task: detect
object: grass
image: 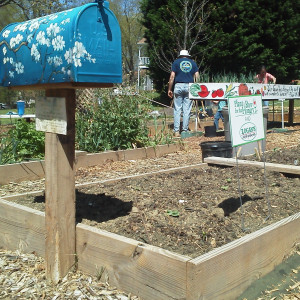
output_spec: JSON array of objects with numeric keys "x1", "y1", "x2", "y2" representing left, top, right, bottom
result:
[
  {"x1": 0, "y1": 107, "x2": 35, "y2": 125},
  {"x1": 269, "y1": 99, "x2": 300, "y2": 112}
]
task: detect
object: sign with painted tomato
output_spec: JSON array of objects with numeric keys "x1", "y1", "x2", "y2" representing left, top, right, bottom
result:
[
  {"x1": 227, "y1": 95, "x2": 265, "y2": 147},
  {"x1": 189, "y1": 83, "x2": 300, "y2": 100}
]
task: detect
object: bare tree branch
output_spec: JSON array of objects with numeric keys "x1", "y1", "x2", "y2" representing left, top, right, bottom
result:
[
  {"x1": 0, "y1": 0, "x2": 12, "y2": 7},
  {"x1": 151, "y1": 0, "x2": 210, "y2": 75}
]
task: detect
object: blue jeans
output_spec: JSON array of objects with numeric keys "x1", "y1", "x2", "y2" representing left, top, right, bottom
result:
[
  {"x1": 214, "y1": 111, "x2": 224, "y2": 130},
  {"x1": 173, "y1": 83, "x2": 192, "y2": 132}
]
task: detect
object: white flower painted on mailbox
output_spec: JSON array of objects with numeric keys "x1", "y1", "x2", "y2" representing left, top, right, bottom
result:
[
  {"x1": 64, "y1": 49, "x2": 73, "y2": 64},
  {"x1": 31, "y1": 44, "x2": 40, "y2": 62},
  {"x1": 0, "y1": 6, "x2": 96, "y2": 84},
  {"x1": 13, "y1": 23, "x2": 27, "y2": 32},
  {"x1": 10, "y1": 34, "x2": 24, "y2": 48},
  {"x1": 15, "y1": 62, "x2": 24, "y2": 74},
  {"x1": 27, "y1": 34, "x2": 33, "y2": 43},
  {"x1": 53, "y1": 56, "x2": 63, "y2": 67},
  {"x1": 36, "y1": 31, "x2": 50, "y2": 46},
  {"x1": 29, "y1": 21, "x2": 40, "y2": 32},
  {"x1": 46, "y1": 23, "x2": 60, "y2": 37},
  {"x1": 2, "y1": 30, "x2": 10, "y2": 38},
  {"x1": 52, "y1": 35, "x2": 65, "y2": 51},
  {"x1": 61, "y1": 18, "x2": 70, "y2": 25}
]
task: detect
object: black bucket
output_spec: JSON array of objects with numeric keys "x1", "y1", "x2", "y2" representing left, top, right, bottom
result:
[
  {"x1": 200, "y1": 141, "x2": 232, "y2": 162},
  {"x1": 204, "y1": 125, "x2": 216, "y2": 137}
]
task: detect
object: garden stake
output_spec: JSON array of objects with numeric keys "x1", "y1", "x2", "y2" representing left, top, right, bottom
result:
[
  {"x1": 234, "y1": 147, "x2": 246, "y2": 231},
  {"x1": 262, "y1": 148, "x2": 271, "y2": 220}
]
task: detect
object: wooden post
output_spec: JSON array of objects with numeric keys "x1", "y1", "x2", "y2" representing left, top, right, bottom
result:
[
  {"x1": 44, "y1": 88, "x2": 76, "y2": 283},
  {"x1": 288, "y1": 99, "x2": 294, "y2": 126}
]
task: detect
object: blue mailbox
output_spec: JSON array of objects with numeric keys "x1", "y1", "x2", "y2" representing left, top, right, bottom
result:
[{"x1": 0, "y1": 0, "x2": 122, "y2": 88}]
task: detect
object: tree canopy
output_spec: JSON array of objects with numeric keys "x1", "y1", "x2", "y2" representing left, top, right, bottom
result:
[
  {"x1": 140, "y1": 0, "x2": 209, "y2": 91},
  {"x1": 141, "y1": 0, "x2": 299, "y2": 90},
  {"x1": 110, "y1": 0, "x2": 145, "y2": 85},
  {"x1": 205, "y1": 0, "x2": 300, "y2": 83}
]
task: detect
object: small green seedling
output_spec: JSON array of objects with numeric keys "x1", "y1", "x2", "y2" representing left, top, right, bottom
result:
[{"x1": 166, "y1": 209, "x2": 179, "y2": 217}]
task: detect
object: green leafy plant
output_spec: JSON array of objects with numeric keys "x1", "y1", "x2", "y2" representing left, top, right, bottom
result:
[
  {"x1": 0, "y1": 135, "x2": 19, "y2": 165},
  {"x1": 76, "y1": 91, "x2": 173, "y2": 152},
  {"x1": 0, "y1": 120, "x2": 45, "y2": 165},
  {"x1": 149, "y1": 112, "x2": 173, "y2": 147},
  {"x1": 221, "y1": 186, "x2": 229, "y2": 191},
  {"x1": 210, "y1": 71, "x2": 256, "y2": 83},
  {"x1": 166, "y1": 209, "x2": 179, "y2": 217}
]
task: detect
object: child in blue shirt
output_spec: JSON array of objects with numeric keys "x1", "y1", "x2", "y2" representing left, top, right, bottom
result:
[{"x1": 212, "y1": 100, "x2": 226, "y2": 131}]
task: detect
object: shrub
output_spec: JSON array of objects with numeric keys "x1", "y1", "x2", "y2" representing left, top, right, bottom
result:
[
  {"x1": 0, "y1": 120, "x2": 45, "y2": 164},
  {"x1": 75, "y1": 91, "x2": 170, "y2": 152}
]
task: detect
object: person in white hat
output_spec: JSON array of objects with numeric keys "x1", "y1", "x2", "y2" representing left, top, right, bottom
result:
[{"x1": 168, "y1": 50, "x2": 199, "y2": 136}]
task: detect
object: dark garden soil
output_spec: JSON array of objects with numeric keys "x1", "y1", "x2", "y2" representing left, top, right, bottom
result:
[{"x1": 12, "y1": 139, "x2": 300, "y2": 259}]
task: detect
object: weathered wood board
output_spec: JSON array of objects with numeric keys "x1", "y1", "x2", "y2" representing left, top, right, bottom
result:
[
  {"x1": 0, "y1": 199, "x2": 45, "y2": 257},
  {"x1": 44, "y1": 88, "x2": 76, "y2": 283},
  {"x1": 186, "y1": 212, "x2": 300, "y2": 300},
  {"x1": 0, "y1": 144, "x2": 183, "y2": 185},
  {"x1": 76, "y1": 223, "x2": 189, "y2": 300},
  {"x1": 204, "y1": 157, "x2": 300, "y2": 175}
]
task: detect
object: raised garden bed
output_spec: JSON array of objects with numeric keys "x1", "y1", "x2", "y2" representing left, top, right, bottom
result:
[
  {"x1": 0, "y1": 143, "x2": 182, "y2": 184},
  {"x1": 1, "y1": 128, "x2": 300, "y2": 299},
  {"x1": 3, "y1": 161, "x2": 300, "y2": 258},
  {"x1": 1, "y1": 142, "x2": 299, "y2": 299}
]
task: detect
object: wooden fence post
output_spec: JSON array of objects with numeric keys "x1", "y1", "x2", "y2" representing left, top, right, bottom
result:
[
  {"x1": 44, "y1": 88, "x2": 76, "y2": 283},
  {"x1": 288, "y1": 99, "x2": 294, "y2": 126}
]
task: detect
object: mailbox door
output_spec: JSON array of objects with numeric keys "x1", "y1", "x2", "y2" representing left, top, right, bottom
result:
[{"x1": 75, "y1": 2, "x2": 122, "y2": 84}]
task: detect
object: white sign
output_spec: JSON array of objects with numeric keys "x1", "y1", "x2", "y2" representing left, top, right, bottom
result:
[
  {"x1": 36, "y1": 97, "x2": 67, "y2": 135},
  {"x1": 189, "y1": 83, "x2": 300, "y2": 100},
  {"x1": 227, "y1": 95, "x2": 265, "y2": 147}
]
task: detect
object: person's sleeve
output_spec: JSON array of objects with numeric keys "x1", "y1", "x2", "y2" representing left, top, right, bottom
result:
[{"x1": 219, "y1": 101, "x2": 226, "y2": 109}]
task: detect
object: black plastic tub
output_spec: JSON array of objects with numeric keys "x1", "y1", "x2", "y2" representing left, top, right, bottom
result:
[
  {"x1": 200, "y1": 141, "x2": 232, "y2": 162},
  {"x1": 204, "y1": 125, "x2": 216, "y2": 137}
]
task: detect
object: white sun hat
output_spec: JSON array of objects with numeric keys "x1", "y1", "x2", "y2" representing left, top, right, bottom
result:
[{"x1": 179, "y1": 50, "x2": 191, "y2": 57}]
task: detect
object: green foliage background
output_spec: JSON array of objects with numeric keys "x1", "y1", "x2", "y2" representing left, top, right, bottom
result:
[
  {"x1": 141, "y1": 0, "x2": 300, "y2": 90},
  {"x1": 205, "y1": 0, "x2": 300, "y2": 83},
  {"x1": 76, "y1": 94, "x2": 153, "y2": 152},
  {"x1": 0, "y1": 120, "x2": 45, "y2": 164}
]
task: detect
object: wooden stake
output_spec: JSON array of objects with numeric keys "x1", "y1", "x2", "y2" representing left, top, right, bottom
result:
[
  {"x1": 45, "y1": 88, "x2": 76, "y2": 283},
  {"x1": 254, "y1": 147, "x2": 262, "y2": 161},
  {"x1": 236, "y1": 146, "x2": 242, "y2": 158},
  {"x1": 258, "y1": 140, "x2": 263, "y2": 159}
]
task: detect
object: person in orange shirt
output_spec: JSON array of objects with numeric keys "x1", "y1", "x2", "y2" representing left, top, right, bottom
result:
[{"x1": 255, "y1": 65, "x2": 276, "y2": 106}]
